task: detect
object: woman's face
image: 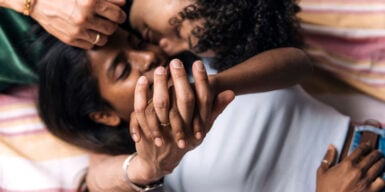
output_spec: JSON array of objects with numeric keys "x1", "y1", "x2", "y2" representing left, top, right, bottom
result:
[
  {"x1": 87, "y1": 29, "x2": 168, "y2": 120},
  {"x1": 129, "y1": 0, "x2": 212, "y2": 57}
]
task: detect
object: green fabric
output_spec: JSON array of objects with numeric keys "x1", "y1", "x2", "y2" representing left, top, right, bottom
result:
[
  {"x1": 0, "y1": 8, "x2": 40, "y2": 91},
  {"x1": 0, "y1": 2, "x2": 132, "y2": 91}
]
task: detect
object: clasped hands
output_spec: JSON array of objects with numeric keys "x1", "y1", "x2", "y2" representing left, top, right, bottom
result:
[{"x1": 127, "y1": 59, "x2": 234, "y2": 185}]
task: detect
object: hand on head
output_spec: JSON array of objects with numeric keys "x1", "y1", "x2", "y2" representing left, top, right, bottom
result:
[
  {"x1": 30, "y1": 0, "x2": 127, "y2": 49},
  {"x1": 317, "y1": 143, "x2": 385, "y2": 192}
]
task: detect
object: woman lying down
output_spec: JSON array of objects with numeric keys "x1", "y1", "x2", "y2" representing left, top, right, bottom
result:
[{"x1": 38, "y1": 28, "x2": 385, "y2": 191}]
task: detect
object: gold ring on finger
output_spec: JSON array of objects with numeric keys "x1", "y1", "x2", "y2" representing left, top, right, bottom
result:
[
  {"x1": 321, "y1": 159, "x2": 329, "y2": 165},
  {"x1": 160, "y1": 122, "x2": 170, "y2": 127},
  {"x1": 93, "y1": 33, "x2": 101, "y2": 44}
]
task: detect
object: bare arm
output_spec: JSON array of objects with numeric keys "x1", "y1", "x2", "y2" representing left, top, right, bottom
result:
[
  {"x1": 209, "y1": 47, "x2": 312, "y2": 96},
  {"x1": 0, "y1": 0, "x2": 24, "y2": 11}
]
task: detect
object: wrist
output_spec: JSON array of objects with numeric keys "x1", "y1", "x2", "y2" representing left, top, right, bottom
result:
[
  {"x1": 1, "y1": 0, "x2": 24, "y2": 13},
  {"x1": 123, "y1": 153, "x2": 164, "y2": 191}
]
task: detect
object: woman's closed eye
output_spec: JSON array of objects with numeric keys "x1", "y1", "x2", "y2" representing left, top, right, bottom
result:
[{"x1": 113, "y1": 52, "x2": 131, "y2": 81}]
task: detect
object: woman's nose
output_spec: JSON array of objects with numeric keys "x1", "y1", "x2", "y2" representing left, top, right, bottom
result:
[{"x1": 129, "y1": 50, "x2": 158, "y2": 72}]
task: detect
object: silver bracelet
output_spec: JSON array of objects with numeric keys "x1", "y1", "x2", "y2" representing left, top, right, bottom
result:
[{"x1": 122, "y1": 152, "x2": 164, "y2": 192}]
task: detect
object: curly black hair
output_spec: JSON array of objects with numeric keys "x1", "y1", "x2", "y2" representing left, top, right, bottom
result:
[{"x1": 175, "y1": 0, "x2": 303, "y2": 71}]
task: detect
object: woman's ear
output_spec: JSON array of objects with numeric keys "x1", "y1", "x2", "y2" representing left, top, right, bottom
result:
[{"x1": 89, "y1": 110, "x2": 121, "y2": 127}]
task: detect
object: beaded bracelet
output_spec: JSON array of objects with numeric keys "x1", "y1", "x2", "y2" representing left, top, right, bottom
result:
[
  {"x1": 122, "y1": 152, "x2": 164, "y2": 192},
  {"x1": 23, "y1": 0, "x2": 32, "y2": 16}
]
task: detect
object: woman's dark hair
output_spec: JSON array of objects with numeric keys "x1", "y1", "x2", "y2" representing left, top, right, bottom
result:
[
  {"x1": 175, "y1": 0, "x2": 303, "y2": 71},
  {"x1": 38, "y1": 40, "x2": 135, "y2": 155}
]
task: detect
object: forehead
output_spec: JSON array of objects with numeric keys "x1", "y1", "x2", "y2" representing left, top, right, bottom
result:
[{"x1": 87, "y1": 29, "x2": 130, "y2": 64}]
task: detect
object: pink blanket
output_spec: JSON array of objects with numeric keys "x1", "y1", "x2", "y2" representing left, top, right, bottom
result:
[{"x1": 0, "y1": 86, "x2": 89, "y2": 192}]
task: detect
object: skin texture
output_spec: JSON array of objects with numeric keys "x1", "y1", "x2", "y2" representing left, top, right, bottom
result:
[
  {"x1": 87, "y1": 28, "x2": 313, "y2": 150},
  {"x1": 87, "y1": 29, "x2": 168, "y2": 123},
  {"x1": 1, "y1": 0, "x2": 126, "y2": 49},
  {"x1": 129, "y1": 0, "x2": 205, "y2": 56},
  {"x1": 87, "y1": 29, "x2": 215, "y2": 149},
  {"x1": 37, "y1": 28, "x2": 384, "y2": 191},
  {"x1": 128, "y1": 0, "x2": 303, "y2": 71},
  {"x1": 86, "y1": 53, "x2": 235, "y2": 192},
  {"x1": 317, "y1": 144, "x2": 385, "y2": 192}
]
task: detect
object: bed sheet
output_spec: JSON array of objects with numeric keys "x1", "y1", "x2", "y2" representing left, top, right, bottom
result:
[{"x1": 0, "y1": 85, "x2": 89, "y2": 192}]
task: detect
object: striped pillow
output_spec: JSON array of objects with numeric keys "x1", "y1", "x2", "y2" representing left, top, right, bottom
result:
[{"x1": 298, "y1": 0, "x2": 385, "y2": 101}]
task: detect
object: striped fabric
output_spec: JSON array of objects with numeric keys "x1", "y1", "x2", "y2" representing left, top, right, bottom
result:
[
  {"x1": 298, "y1": 0, "x2": 385, "y2": 101},
  {"x1": 0, "y1": 86, "x2": 89, "y2": 192}
]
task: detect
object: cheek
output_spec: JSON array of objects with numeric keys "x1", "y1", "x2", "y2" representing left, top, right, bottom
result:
[
  {"x1": 102, "y1": 83, "x2": 136, "y2": 120},
  {"x1": 114, "y1": 99, "x2": 134, "y2": 121}
]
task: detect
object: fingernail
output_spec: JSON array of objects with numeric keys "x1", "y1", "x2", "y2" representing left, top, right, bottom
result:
[
  {"x1": 195, "y1": 132, "x2": 202, "y2": 140},
  {"x1": 171, "y1": 60, "x2": 183, "y2": 69},
  {"x1": 196, "y1": 61, "x2": 205, "y2": 72},
  {"x1": 138, "y1": 76, "x2": 147, "y2": 84},
  {"x1": 178, "y1": 139, "x2": 186, "y2": 149},
  {"x1": 154, "y1": 137, "x2": 163, "y2": 147},
  {"x1": 132, "y1": 133, "x2": 139, "y2": 142},
  {"x1": 155, "y1": 66, "x2": 166, "y2": 75}
]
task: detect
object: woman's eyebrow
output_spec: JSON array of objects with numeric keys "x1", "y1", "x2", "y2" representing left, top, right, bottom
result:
[{"x1": 107, "y1": 51, "x2": 124, "y2": 80}]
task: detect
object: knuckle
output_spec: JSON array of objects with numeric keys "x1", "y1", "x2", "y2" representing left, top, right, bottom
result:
[
  {"x1": 72, "y1": 15, "x2": 88, "y2": 25},
  {"x1": 199, "y1": 95, "x2": 210, "y2": 105},
  {"x1": 342, "y1": 160, "x2": 354, "y2": 169},
  {"x1": 174, "y1": 130, "x2": 185, "y2": 138},
  {"x1": 358, "y1": 143, "x2": 371, "y2": 151},
  {"x1": 66, "y1": 38, "x2": 77, "y2": 45},
  {"x1": 193, "y1": 119, "x2": 202, "y2": 131},
  {"x1": 99, "y1": 3, "x2": 111, "y2": 13},
  {"x1": 79, "y1": 0, "x2": 95, "y2": 7},
  {"x1": 181, "y1": 94, "x2": 195, "y2": 105},
  {"x1": 104, "y1": 23, "x2": 118, "y2": 35},
  {"x1": 145, "y1": 105, "x2": 156, "y2": 115},
  {"x1": 154, "y1": 99, "x2": 169, "y2": 110},
  {"x1": 351, "y1": 167, "x2": 364, "y2": 178},
  {"x1": 61, "y1": 36, "x2": 72, "y2": 44},
  {"x1": 83, "y1": 44, "x2": 93, "y2": 49},
  {"x1": 134, "y1": 105, "x2": 146, "y2": 114},
  {"x1": 70, "y1": 28, "x2": 82, "y2": 37},
  {"x1": 169, "y1": 108, "x2": 179, "y2": 118},
  {"x1": 355, "y1": 183, "x2": 367, "y2": 191},
  {"x1": 174, "y1": 72, "x2": 187, "y2": 79},
  {"x1": 373, "y1": 150, "x2": 383, "y2": 158},
  {"x1": 151, "y1": 130, "x2": 161, "y2": 136}
]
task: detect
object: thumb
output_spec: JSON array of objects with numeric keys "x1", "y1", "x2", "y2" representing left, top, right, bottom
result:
[
  {"x1": 208, "y1": 90, "x2": 235, "y2": 127},
  {"x1": 318, "y1": 144, "x2": 337, "y2": 174}
]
